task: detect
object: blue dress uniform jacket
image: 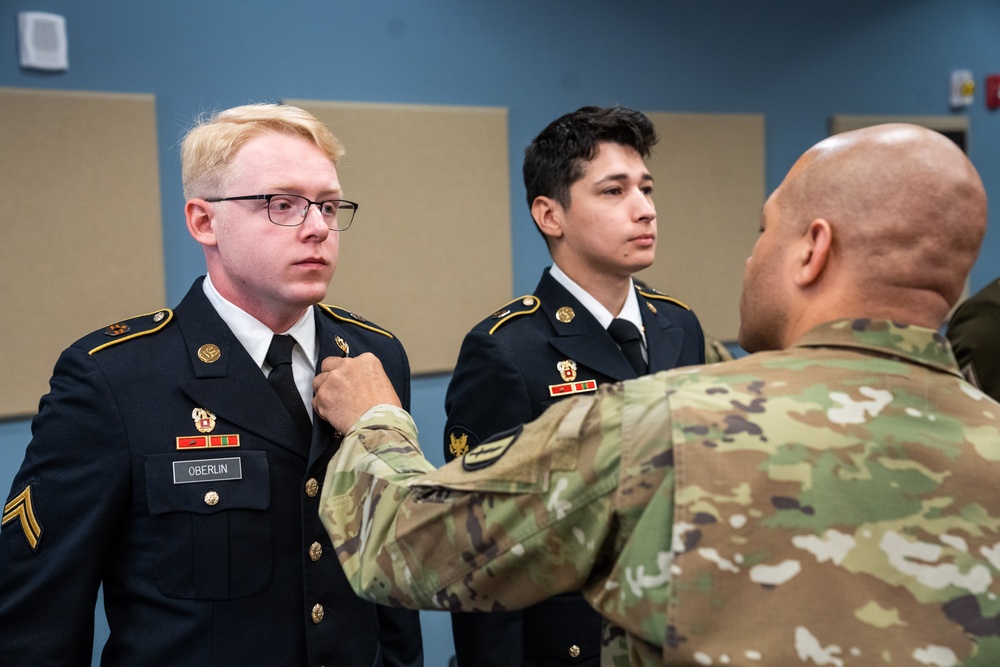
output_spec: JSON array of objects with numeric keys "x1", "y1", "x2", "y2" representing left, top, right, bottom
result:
[
  {"x1": 947, "y1": 277, "x2": 1000, "y2": 402},
  {"x1": 0, "y1": 278, "x2": 423, "y2": 667},
  {"x1": 442, "y1": 268, "x2": 704, "y2": 667}
]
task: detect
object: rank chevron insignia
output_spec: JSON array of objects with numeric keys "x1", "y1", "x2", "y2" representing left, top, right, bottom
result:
[{"x1": 2, "y1": 485, "x2": 42, "y2": 551}]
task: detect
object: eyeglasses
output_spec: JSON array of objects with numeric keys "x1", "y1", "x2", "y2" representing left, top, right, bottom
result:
[{"x1": 204, "y1": 194, "x2": 358, "y2": 231}]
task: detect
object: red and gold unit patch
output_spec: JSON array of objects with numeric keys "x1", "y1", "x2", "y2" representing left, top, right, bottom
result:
[
  {"x1": 176, "y1": 434, "x2": 241, "y2": 450},
  {"x1": 548, "y1": 379, "x2": 597, "y2": 397},
  {"x1": 104, "y1": 322, "x2": 130, "y2": 336}
]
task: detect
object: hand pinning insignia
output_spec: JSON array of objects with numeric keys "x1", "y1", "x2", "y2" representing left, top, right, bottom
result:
[{"x1": 2, "y1": 486, "x2": 42, "y2": 552}]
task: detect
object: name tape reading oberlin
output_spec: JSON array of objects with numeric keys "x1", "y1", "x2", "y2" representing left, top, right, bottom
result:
[{"x1": 172, "y1": 457, "x2": 243, "y2": 484}]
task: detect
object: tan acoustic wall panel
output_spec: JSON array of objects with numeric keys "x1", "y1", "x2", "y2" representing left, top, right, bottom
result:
[
  {"x1": 286, "y1": 100, "x2": 511, "y2": 375},
  {"x1": 0, "y1": 88, "x2": 164, "y2": 419},
  {"x1": 638, "y1": 112, "x2": 766, "y2": 342}
]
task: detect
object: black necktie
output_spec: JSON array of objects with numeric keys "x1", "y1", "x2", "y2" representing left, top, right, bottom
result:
[
  {"x1": 608, "y1": 318, "x2": 648, "y2": 376},
  {"x1": 265, "y1": 335, "x2": 312, "y2": 439}
]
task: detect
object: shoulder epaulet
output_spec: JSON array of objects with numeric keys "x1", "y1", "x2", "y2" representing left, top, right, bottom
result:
[
  {"x1": 487, "y1": 295, "x2": 540, "y2": 335},
  {"x1": 638, "y1": 287, "x2": 691, "y2": 311},
  {"x1": 318, "y1": 304, "x2": 394, "y2": 339},
  {"x1": 88, "y1": 309, "x2": 174, "y2": 355}
]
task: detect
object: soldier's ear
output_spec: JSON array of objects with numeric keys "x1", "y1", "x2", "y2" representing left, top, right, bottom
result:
[
  {"x1": 794, "y1": 218, "x2": 832, "y2": 287},
  {"x1": 532, "y1": 196, "x2": 564, "y2": 240},
  {"x1": 186, "y1": 199, "x2": 219, "y2": 247}
]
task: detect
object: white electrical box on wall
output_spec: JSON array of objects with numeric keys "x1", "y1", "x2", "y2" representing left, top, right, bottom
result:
[
  {"x1": 18, "y1": 12, "x2": 69, "y2": 72},
  {"x1": 950, "y1": 69, "x2": 974, "y2": 108}
]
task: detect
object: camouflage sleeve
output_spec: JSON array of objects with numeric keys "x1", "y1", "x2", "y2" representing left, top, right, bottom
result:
[
  {"x1": 319, "y1": 376, "x2": 679, "y2": 653},
  {"x1": 319, "y1": 390, "x2": 625, "y2": 612}
]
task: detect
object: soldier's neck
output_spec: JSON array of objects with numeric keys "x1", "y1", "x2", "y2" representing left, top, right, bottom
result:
[{"x1": 558, "y1": 267, "x2": 632, "y2": 317}]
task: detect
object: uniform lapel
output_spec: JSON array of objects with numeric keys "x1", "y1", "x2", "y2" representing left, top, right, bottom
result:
[
  {"x1": 175, "y1": 280, "x2": 306, "y2": 457},
  {"x1": 308, "y1": 310, "x2": 346, "y2": 467},
  {"x1": 640, "y1": 290, "x2": 685, "y2": 373},
  {"x1": 536, "y1": 270, "x2": 636, "y2": 381}
]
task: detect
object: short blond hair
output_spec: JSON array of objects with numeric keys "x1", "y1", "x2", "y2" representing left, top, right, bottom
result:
[{"x1": 181, "y1": 103, "x2": 345, "y2": 199}]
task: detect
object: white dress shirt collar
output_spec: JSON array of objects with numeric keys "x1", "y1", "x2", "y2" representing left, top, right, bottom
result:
[
  {"x1": 548, "y1": 264, "x2": 645, "y2": 342},
  {"x1": 202, "y1": 274, "x2": 318, "y2": 418}
]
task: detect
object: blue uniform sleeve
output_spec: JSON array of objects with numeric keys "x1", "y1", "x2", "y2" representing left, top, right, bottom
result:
[
  {"x1": 443, "y1": 326, "x2": 533, "y2": 462},
  {"x1": 947, "y1": 286, "x2": 1000, "y2": 401},
  {"x1": 0, "y1": 345, "x2": 131, "y2": 665}
]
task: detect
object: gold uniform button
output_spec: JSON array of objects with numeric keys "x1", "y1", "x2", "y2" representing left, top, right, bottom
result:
[
  {"x1": 568, "y1": 645, "x2": 581, "y2": 659},
  {"x1": 204, "y1": 491, "x2": 219, "y2": 506},
  {"x1": 311, "y1": 603, "x2": 324, "y2": 624},
  {"x1": 309, "y1": 542, "x2": 323, "y2": 561},
  {"x1": 305, "y1": 478, "x2": 319, "y2": 497}
]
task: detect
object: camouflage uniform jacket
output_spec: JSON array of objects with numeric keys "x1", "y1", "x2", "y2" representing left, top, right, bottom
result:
[{"x1": 320, "y1": 319, "x2": 1000, "y2": 666}]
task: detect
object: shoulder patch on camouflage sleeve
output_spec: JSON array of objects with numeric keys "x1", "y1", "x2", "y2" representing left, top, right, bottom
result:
[
  {"x1": 318, "y1": 304, "x2": 394, "y2": 339},
  {"x1": 88, "y1": 309, "x2": 174, "y2": 355},
  {"x1": 2, "y1": 485, "x2": 42, "y2": 552},
  {"x1": 488, "y1": 295, "x2": 541, "y2": 335},
  {"x1": 462, "y1": 425, "x2": 522, "y2": 471},
  {"x1": 638, "y1": 287, "x2": 691, "y2": 311}
]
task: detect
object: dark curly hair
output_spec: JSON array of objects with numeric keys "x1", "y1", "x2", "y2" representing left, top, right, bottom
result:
[{"x1": 523, "y1": 106, "x2": 658, "y2": 212}]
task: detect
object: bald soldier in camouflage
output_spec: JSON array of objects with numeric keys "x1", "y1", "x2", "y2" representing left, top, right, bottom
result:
[{"x1": 314, "y1": 124, "x2": 1000, "y2": 666}]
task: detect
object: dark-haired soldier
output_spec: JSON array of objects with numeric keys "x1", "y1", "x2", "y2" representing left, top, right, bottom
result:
[
  {"x1": 947, "y1": 277, "x2": 1000, "y2": 402},
  {"x1": 442, "y1": 106, "x2": 704, "y2": 667}
]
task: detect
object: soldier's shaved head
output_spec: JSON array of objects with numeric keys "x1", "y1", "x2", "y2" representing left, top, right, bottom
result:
[{"x1": 739, "y1": 124, "x2": 987, "y2": 352}]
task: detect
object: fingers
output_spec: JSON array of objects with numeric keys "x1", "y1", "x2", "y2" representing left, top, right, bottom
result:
[
  {"x1": 319, "y1": 355, "x2": 348, "y2": 373},
  {"x1": 312, "y1": 353, "x2": 402, "y2": 433}
]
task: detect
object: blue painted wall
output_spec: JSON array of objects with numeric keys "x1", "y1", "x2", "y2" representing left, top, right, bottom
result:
[{"x1": 2, "y1": 1, "x2": 999, "y2": 664}]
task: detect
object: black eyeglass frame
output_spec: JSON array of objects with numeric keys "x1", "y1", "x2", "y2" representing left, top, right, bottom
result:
[{"x1": 204, "y1": 194, "x2": 359, "y2": 231}]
